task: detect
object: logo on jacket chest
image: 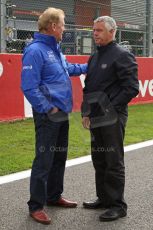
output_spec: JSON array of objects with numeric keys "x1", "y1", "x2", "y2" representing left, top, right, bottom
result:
[
  {"x1": 101, "y1": 63, "x2": 107, "y2": 69},
  {"x1": 47, "y1": 50, "x2": 57, "y2": 62}
]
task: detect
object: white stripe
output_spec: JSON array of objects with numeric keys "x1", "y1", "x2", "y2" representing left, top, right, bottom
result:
[
  {"x1": 0, "y1": 169, "x2": 31, "y2": 185},
  {"x1": 0, "y1": 140, "x2": 153, "y2": 185},
  {"x1": 79, "y1": 74, "x2": 85, "y2": 88},
  {"x1": 124, "y1": 140, "x2": 153, "y2": 152},
  {"x1": 24, "y1": 96, "x2": 33, "y2": 118}
]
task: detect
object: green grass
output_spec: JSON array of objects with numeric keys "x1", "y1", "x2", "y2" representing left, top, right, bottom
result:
[
  {"x1": 0, "y1": 103, "x2": 153, "y2": 176},
  {"x1": 125, "y1": 104, "x2": 153, "y2": 144}
]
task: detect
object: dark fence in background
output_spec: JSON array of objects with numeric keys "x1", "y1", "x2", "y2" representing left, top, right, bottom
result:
[{"x1": 0, "y1": 0, "x2": 152, "y2": 56}]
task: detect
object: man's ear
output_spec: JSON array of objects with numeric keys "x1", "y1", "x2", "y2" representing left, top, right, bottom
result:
[
  {"x1": 52, "y1": 23, "x2": 56, "y2": 31},
  {"x1": 110, "y1": 29, "x2": 114, "y2": 35}
]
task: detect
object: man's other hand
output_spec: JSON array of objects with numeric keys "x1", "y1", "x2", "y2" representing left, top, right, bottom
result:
[{"x1": 82, "y1": 117, "x2": 90, "y2": 129}]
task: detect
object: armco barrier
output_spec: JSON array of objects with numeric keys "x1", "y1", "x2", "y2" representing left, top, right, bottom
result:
[
  {"x1": 0, "y1": 54, "x2": 153, "y2": 121},
  {"x1": 0, "y1": 54, "x2": 24, "y2": 121}
]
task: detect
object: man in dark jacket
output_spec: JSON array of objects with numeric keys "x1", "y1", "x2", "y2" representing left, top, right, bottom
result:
[
  {"x1": 82, "y1": 16, "x2": 139, "y2": 221},
  {"x1": 21, "y1": 7, "x2": 87, "y2": 225}
]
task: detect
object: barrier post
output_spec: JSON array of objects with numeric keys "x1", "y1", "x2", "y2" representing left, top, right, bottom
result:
[{"x1": 0, "y1": 0, "x2": 7, "y2": 52}]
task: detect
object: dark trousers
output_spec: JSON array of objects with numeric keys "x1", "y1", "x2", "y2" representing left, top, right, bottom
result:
[
  {"x1": 90, "y1": 112, "x2": 128, "y2": 211},
  {"x1": 28, "y1": 110, "x2": 69, "y2": 212}
]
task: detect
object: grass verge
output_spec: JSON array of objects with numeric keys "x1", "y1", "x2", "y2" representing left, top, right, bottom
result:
[{"x1": 0, "y1": 103, "x2": 153, "y2": 176}]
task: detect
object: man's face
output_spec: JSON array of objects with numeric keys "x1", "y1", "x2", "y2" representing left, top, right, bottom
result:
[
  {"x1": 52, "y1": 16, "x2": 65, "y2": 42},
  {"x1": 93, "y1": 21, "x2": 114, "y2": 46}
]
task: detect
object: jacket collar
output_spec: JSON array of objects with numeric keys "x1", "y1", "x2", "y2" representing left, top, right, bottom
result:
[
  {"x1": 97, "y1": 41, "x2": 116, "y2": 53},
  {"x1": 33, "y1": 32, "x2": 59, "y2": 49}
]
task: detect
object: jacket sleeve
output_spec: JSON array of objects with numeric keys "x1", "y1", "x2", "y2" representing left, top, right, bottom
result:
[
  {"x1": 66, "y1": 61, "x2": 88, "y2": 76},
  {"x1": 111, "y1": 51, "x2": 139, "y2": 107},
  {"x1": 21, "y1": 48, "x2": 53, "y2": 113},
  {"x1": 59, "y1": 52, "x2": 88, "y2": 76}
]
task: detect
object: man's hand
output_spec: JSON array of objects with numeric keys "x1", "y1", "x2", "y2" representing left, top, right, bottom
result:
[
  {"x1": 48, "y1": 107, "x2": 59, "y2": 115},
  {"x1": 82, "y1": 116, "x2": 90, "y2": 129}
]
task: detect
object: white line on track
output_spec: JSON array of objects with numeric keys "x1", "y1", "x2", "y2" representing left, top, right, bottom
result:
[{"x1": 0, "y1": 140, "x2": 153, "y2": 185}]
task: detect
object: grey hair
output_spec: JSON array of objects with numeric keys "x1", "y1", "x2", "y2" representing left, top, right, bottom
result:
[{"x1": 94, "y1": 16, "x2": 117, "y2": 40}]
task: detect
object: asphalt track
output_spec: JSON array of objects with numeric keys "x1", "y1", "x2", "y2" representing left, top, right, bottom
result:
[{"x1": 1, "y1": 143, "x2": 153, "y2": 230}]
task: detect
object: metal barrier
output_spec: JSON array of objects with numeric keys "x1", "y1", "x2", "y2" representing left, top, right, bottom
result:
[{"x1": 0, "y1": 0, "x2": 152, "y2": 56}]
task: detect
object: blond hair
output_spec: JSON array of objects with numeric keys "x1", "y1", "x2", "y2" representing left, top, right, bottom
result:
[{"x1": 38, "y1": 7, "x2": 65, "y2": 32}]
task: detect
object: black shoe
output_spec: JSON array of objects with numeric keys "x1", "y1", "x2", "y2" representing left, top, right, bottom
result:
[
  {"x1": 83, "y1": 198, "x2": 106, "y2": 209},
  {"x1": 99, "y1": 207, "x2": 127, "y2": 222}
]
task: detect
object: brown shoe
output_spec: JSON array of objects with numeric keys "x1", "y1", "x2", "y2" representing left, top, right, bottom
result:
[
  {"x1": 30, "y1": 209, "x2": 51, "y2": 225},
  {"x1": 47, "y1": 197, "x2": 77, "y2": 208}
]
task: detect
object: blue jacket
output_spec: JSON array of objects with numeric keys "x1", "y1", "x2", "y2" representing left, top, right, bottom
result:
[{"x1": 21, "y1": 32, "x2": 87, "y2": 113}]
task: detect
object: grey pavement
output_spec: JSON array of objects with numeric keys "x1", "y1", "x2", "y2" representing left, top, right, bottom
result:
[{"x1": 1, "y1": 145, "x2": 153, "y2": 230}]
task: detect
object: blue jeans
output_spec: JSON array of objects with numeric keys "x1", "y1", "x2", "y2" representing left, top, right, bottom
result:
[{"x1": 28, "y1": 110, "x2": 69, "y2": 212}]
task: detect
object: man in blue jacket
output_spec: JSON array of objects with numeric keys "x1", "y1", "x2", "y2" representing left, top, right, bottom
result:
[{"x1": 21, "y1": 7, "x2": 87, "y2": 225}]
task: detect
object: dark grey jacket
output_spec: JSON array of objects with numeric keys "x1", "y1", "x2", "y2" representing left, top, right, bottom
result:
[{"x1": 82, "y1": 41, "x2": 139, "y2": 117}]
